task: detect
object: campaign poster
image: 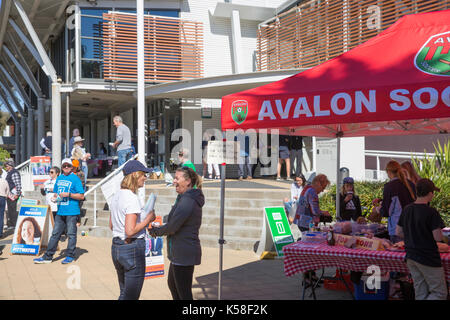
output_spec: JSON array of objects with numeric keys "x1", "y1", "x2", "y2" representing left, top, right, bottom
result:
[
  {"x1": 145, "y1": 216, "x2": 165, "y2": 280},
  {"x1": 31, "y1": 156, "x2": 51, "y2": 185},
  {"x1": 11, "y1": 205, "x2": 50, "y2": 255}
]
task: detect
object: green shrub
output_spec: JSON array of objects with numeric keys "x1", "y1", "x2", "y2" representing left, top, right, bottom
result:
[
  {"x1": 412, "y1": 140, "x2": 450, "y2": 225},
  {"x1": 319, "y1": 140, "x2": 450, "y2": 225},
  {"x1": 0, "y1": 147, "x2": 10, "y2": 165},
  {"x1": 319, "y1": 181, "x2": 385, "y2": 219}
]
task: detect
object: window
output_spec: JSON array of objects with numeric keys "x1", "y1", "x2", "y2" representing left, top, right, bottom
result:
[
  {"x1": 80, "y1": 8, "x2": 108, "y2": 79},
  {"x1": 79, "y1": 7, "x2": 181, "y2": 80},
  {"x1": 149, "y1": 10, "x2": 179, "y2": 18}
]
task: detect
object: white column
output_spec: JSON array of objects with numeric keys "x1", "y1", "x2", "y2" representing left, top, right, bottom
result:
[
  {"x1": 52, "y1": 81, "x2": 62, "y2": 166},
  {"x1": 66, "y1": 94, "x2": 70, "y2": 157},
  {"x1": 90, "y1": 119, "x2": 97, "y2": 156},
  {"x1": 137, "y1": 0, "x2": 146, "y2": 165},
  {"x1": 75, "y1": 5, "x2": 81, "y2": 82},
  {"x1": 230, "y1": 10, "x2": 243, "y2": 74},
  {"x1": 336, "y1": 137, "x2": 341, "y2": 220}
]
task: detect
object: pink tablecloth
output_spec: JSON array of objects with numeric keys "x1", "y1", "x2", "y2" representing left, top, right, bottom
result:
[{"x1": 283, "y1": 241, "x2": 450, "y2": 281}]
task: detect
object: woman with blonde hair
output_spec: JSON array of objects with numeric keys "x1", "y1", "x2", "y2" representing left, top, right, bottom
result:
[
  {"x1": 109, "y1": 160, "x2": 155, "y2": 300},
  {"x1": 401, "y1": 161, "x2": 421, "y2": 185},
  {"x1": 149, "y1": 166, "x2": 204, "y2": 300},
  {"x1": 374, "y1": 160, "x2": 416, "y2": 243}
]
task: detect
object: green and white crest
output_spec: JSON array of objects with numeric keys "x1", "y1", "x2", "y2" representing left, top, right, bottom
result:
[
  {"x1": 415, "y1": 31, "x2": 450, "y2": 76},
  {"x1": 231, "y1": 100, "x2": 248, "y2": 125}
]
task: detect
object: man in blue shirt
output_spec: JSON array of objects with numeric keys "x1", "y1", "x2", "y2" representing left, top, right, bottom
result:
[{"x1": 34, "y1": 158, "x2": 85, "y2": 264}]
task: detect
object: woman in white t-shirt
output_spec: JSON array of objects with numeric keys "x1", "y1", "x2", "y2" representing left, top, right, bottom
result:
[{"x1": 109, "y1": 160, "x2": 155, "y2": 300}]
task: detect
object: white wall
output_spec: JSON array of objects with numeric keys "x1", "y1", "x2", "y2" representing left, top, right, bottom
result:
[
  {"x1": 316, "y1": 137, "x2": 365, "y2": 183},
  {"x1": 97, "y1": 118, "x2": 109, "y2": 154},
  {"x1": 340, "y1": 137, "x2": 365, "y2": 181},
  {"x1": 181, "y1": 0, "x2": 268, "y2": 77},
  {"x1": 120, "y1": 109, "x2": 134, "y2": 136}
]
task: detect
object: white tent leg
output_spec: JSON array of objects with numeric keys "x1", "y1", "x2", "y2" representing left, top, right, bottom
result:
[{"x1": 336, "y1": 136, "x2": 341, "y2": 220}]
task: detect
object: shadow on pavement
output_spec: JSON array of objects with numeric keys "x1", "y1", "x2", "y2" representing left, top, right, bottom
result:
[
  {"x1": 194, "y1": 259, "x2": 299, "y2": 300},
  {"x1": 51, "y1": 247, "x2": 89, "y2": 262}
]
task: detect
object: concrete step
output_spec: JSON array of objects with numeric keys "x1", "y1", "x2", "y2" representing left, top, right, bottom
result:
[
  {"x1": 199, "y1": 234, "x2": 258, "y2": 252},
  {"x1": 75, "y1": 226, "x2": 258, "y2": 251},
  {"x1": 148, "y1": 188, "x2": 287, "y2": 199},
  {"x1": 200, "y1": 224, "x2": 261, "y2": 239}
]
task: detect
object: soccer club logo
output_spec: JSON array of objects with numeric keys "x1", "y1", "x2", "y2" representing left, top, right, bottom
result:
[
  {"x1": 231, "y1": 100, "x2": 248, "y2": 125},
  {"x1": 415, "y1": 31, "x2": 450, "y2": 76}
]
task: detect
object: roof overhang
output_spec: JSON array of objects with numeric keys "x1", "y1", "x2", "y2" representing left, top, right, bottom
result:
[{"x1": 141, "y1": 69, "x2": 304, "y2": 100}]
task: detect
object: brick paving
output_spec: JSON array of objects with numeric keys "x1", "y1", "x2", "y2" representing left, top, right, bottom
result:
[{"x1": 0, "y1": 233, "x2": 351, "y2": 300}]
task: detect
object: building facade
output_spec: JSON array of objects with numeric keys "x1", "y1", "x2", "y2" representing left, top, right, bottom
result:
[{"x1": 0, "y1": 0, "x2": 448, "y2": 180}]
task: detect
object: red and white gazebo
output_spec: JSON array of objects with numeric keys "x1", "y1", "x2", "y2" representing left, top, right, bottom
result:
[
  {"x1": 222, "y1": 9, "x2": 450, "y2": 137},
  {"x1": 221, "y1": 9, "x2": 450, "y2": 217}
]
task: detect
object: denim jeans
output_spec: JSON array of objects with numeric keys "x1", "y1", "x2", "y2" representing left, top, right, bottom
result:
[
  {"x1": 290, "y1": 148, "x2": 303, "y2": 176},
  {"x1": 117, "y1": 148, "x2": 134, "y2": 167},
  {"x1": 0, "y1": 196, "x2": 5, "y2": 236},
  {"x1": 81, "y1": 164, "x2": 88, "y2": 186},
  {"x1": 238, "y1": 156, "x2": 252, "y2": 178},
  {"x1": 43, "y1": 214, "x2": 78, "y2": 259},
  {"x1": 111, "y1": 237, "x2": 146, "y2": 300}
]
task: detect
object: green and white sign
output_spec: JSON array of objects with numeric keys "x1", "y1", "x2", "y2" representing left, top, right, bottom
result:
[{"x1": 264, "y1": 207, "x2": 294, "y2": 256}]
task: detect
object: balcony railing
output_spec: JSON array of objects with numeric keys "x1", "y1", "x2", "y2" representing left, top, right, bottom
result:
[
  {"x1": 257, "y1": 0, "x2": 450, "y2": 71},
  {"x1": 102, "y1": 12, "x2": 203, "y2": 83}
]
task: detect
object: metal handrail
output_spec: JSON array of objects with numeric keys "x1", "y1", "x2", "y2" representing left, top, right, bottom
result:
[
  {"x1": 84, "y1": 154, "x2": 139, "y2": 228},
  {"x1": 15, "y1": 159, "x2": 34, "y2": 192},
  {"x1": 84, "y1": 154, "x2": 138, "y2": 197},
  {"x1": 364, "y1": 149, "x2": 436, "y2": 181},
  {"x1": 365, "y1": 150, "x2": 436, "y2": 157},
  {"x1": 15, "y1": 159, "x2": 31, "y2": 170}
]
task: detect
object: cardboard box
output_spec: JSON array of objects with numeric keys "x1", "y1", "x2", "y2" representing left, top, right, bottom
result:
[{"x1": 333, "y1": 234, "x2": 385, "y2": 251}]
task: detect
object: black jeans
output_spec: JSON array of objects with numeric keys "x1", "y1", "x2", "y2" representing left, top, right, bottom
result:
[
  {"x1": 111, "y1": 237, "x2": 146, "y2": 300},
  {"x1": 6, "y1": 198, "x2": 18, "y2": 228},
  {"x1": 168, "y1": 263, "x2": 195, "y2": 300},
  {"x1": 0, "y1": 196, "x2": 5, "y2": 236}
]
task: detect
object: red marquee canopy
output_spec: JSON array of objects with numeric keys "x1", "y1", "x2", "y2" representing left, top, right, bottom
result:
[{"x1": 221, "y1": 10, "x2": 450, "y2": 137}]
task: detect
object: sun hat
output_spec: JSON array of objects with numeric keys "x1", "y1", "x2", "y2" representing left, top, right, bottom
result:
[
  {"x1": 73, "y1": 136, "x2": 85, "y2": 143},
  {"x1": 123, "y1": 160, "x2": 153, "y2": 176}
]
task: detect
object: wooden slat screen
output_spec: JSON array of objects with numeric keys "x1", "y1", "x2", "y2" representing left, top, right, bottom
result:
[
  {"x1": 103, "y1": 13, "x2": 203, "y2": 83},
  {"x1": 257, "y1": 0, "x2": 450, "y2": 71}
]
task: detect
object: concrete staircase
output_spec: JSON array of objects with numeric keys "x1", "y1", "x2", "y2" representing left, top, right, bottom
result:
[{"x1": 22, "y1": 183, "x2": 289, "y2": 251}]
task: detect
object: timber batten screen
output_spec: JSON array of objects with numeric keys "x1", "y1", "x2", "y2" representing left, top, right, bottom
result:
[
  {"x1": 102, "y1": 12, "x2": 203, "y2": 83},
  {"x1": 257, "y1": 0, "x2": 450, "y2": 71}
]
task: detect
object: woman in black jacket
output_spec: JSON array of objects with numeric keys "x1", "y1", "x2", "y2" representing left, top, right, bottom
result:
[
  {"x1": 149, "y1": 166, "x2": 204, "y2": 300},
  {"x1": 339, "y1": 177, "x2": 362, "y2": 221}
]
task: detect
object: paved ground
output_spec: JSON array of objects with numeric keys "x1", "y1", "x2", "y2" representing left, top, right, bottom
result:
[{"x1": 0, "y1": 233, "x2": 352, "y2": 300}]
